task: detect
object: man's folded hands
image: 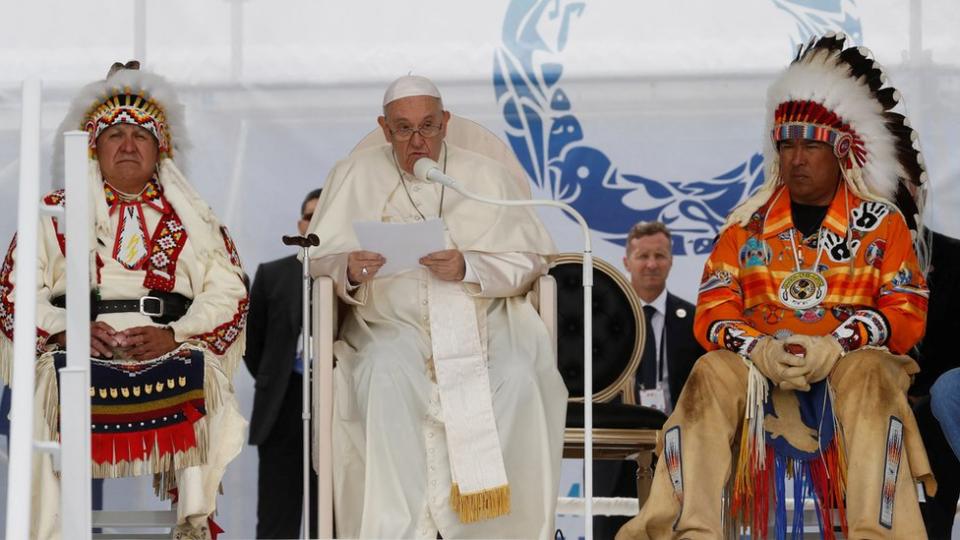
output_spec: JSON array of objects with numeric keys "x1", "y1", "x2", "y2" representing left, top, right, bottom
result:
[
  {"x1": 749, "y1": 336, "x2": 810, "y2": 391},
  {"x1": 748, "y1": 334, "x2": 845, "y2": 391},
  {"x1": 783, "y1": 334, "x2": 844, "y2": 385}
]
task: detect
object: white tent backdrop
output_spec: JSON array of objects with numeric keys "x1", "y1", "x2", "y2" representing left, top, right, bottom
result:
[{"x1": 1, "y1": 0, "x2": 958, "y2": 537}]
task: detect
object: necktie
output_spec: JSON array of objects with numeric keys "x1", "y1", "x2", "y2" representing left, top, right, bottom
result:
[
  {"x1": 293, "y1": 349, "x2": 303, "y2": 375},
  {"x1": 639, "y1": 304, "x2": 658, "y2": 390}
]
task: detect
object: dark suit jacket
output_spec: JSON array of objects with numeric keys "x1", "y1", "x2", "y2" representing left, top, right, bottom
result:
[
  {"x1": 663, "y1": 292, "x2": 705, "y2": 405},
  {"x1": 244, "y1": 255, "x2": 303, "y2": 446}
]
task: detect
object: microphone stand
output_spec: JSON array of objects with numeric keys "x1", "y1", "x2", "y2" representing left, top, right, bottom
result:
[
  {"x1": 414, "y1": 159, "x2": 595, "y2": 539},
  {"x1": 281, "y1": 233, "x2": 320, "y2": 540}
]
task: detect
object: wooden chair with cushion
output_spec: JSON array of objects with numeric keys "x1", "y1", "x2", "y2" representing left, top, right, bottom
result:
[{"x1": 548, "y1": 253, "x2": 668, "y2": 506}]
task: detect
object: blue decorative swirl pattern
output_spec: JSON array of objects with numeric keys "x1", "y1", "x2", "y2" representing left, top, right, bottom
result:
[
  {"x1": 774, "y1": 0, "x2": 863, "y2": 47},
  {"x1": 493, "y1": 0, "x2": 861, "y2": 255}
]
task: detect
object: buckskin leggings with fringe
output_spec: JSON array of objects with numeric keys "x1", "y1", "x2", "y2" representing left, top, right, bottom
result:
[{"x1": 616, "y1": 349, "x2": 934, "y2": 540}]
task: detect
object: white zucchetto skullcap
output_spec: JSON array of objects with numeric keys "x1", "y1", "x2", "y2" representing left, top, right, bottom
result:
[{"x1": 382, "y1": 75, "x2": 442, "y2": 107}]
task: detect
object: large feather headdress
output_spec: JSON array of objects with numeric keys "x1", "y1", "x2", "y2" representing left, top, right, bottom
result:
[
  {"x1": 53, "y1": 61, "x2": 189, "y2": 180},
  {"x1": 49, "y1": 62, "x2": 224, "y2": 264},
  {"x1": 726, "y1": 34, "x2": 927, "y2": 247}
]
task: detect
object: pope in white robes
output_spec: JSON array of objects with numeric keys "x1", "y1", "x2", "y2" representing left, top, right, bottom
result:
[{"x1": 307, "y1": 75, "x2": 567, "y2": 539}]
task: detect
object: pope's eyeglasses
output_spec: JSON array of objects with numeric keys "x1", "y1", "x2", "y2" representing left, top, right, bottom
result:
[{"x1": 389, "y1": 122, "x2": 442, "y2": 141}]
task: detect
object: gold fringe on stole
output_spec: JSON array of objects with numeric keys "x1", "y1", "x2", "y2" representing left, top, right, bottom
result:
[{"x1": 449, "y1": 483, "x2": 511, "y2": 524}]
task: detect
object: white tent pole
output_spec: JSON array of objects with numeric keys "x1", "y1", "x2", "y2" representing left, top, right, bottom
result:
[
  {"x1": 223, "y1": 119, "x2": 248, "y2": 227},
  {"x1": 909, "y1": 0, "x2": 922, "y2": 66},
  {"x1": 6, "y1": 77, "x2": 42, "y2": 540},
  {"x1": 134, "y1": 0, "x2": 147, "y2": 62},
  {"x1": 229, "y1": 0, "x2": 244, "y2": 81},
  {"x1": 59, "y1": 130, "x2": 92, "y2": 539}
]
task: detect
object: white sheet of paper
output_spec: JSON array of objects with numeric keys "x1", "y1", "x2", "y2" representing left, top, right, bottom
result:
[{"x1": 353, "y1": 218, "x2": 447, "y2": 277}]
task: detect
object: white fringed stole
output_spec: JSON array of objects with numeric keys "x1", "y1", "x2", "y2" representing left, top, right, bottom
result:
[{"x1": 428, "y1": 276, "x2": 510, "y2": 523}]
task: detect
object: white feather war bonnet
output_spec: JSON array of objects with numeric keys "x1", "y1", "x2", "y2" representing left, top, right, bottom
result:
[
  {"x1": 53, "y1": 60, "x2": 189, "y2": 181},
  {"x1": 725, "y1": 33, "x2": 929, "y2": 268},
  {"x1": 51, "y1": 61, "x2": 232, "y2": 263}
]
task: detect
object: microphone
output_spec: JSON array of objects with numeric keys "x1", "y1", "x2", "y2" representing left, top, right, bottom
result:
[{"x1": 413, "y1": 157, "x2": 459, "y2": 189}]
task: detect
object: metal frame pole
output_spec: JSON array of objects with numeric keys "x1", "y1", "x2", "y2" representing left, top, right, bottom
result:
[
  {"x1": 582, "y1": 250, "x2": 593, "y2": 540},
  {"x1": 282, "y1": 234, "x2": 321, "y2": 538},
  {"x1": 300, "y1": 249, "x2": 312, "y2": 539}
]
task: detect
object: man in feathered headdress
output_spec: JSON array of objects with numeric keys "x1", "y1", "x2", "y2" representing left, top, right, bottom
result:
[
  {"x1": 618, "y1": 35, "x2": 934, "y2": 539},
  {"x1": 0, "y1": 62, "x2": 248, "y2": 540}
]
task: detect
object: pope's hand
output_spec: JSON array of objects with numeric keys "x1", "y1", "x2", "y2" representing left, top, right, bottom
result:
[
  {"x1": 348, "y1": 250, "x2": 386, "y2": 285},
  {"x1": 420, "y1": 249, "x2": 466, "y2": 281}
]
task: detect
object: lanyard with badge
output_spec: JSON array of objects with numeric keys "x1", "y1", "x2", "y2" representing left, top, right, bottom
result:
[{"x1": 638, "y1": 313, "x2": 669, "y2": 412}]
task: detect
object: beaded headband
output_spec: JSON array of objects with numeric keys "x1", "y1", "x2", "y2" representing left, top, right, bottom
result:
[{"x1": 84, "y1": 91, "x2": 170, "y2": 157}]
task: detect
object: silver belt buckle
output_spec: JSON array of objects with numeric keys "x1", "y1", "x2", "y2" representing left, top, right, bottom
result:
[{"x1": 139, "y1": 296, "x2": 164, "y2": 317}]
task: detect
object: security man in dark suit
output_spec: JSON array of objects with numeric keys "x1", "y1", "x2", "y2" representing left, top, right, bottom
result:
[
  {"x1": 595, "y1": 220, "x2": 705, "y2": 538},
  {"x1": 244, "y1": 188, "x2": 321, "y2": 539},
  {"x1": 623, "y1": 221, "x2": 703, "y2": 410}
]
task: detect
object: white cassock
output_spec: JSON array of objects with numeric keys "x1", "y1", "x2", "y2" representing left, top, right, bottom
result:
[
  {"x1": 0, "y1": 160, "x2": 248, "y2": 539},
  {"x1": 308, "y1": 143, "x2": 568, "y2": 539}
]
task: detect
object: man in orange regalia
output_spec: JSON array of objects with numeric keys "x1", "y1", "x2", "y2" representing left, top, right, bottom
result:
[{"x1": 618, "y1": 35, "x2": 935, "y2": 539}]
